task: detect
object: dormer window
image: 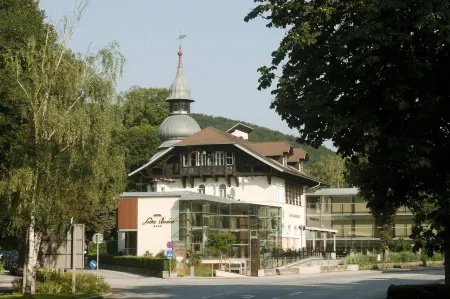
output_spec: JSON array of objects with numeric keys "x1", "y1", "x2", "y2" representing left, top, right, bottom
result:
[
  {"x1": 198, "y1": 184, "x2": 205, "y2": 194},
  {"x1": 298, "y1": 162, "x2": 304, "y2": 173}
]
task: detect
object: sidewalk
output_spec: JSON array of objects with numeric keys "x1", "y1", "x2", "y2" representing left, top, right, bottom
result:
[{"x1": 0, "y1": 271, "x2": 14, "y2": 294}]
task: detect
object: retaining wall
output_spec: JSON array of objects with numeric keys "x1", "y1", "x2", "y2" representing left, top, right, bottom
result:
[{"x1": 258, "y1": 264, "x2": 359, "y2": 277}]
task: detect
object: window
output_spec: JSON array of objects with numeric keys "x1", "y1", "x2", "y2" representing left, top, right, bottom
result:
[
  {"x1": 219, "y1": 184, "x2": 227, "y2": 197},
  {"x1": 226, "y1": 152, "x2": 234, "y2": 165},
  {"x1": 298, "y1": 162, "x2": 304, "y2": 173},
  {"x1": 190, "y1": 152, "x2": 197, "y2": 166},
  {"x1": 207, "y1": 153, "x2": 214, "y2": 166},
  {"x1": 215, "y1": 152, "x2": 225, "y2": 166},
  {"x1": 198, "y1": 185, "x2": 205, "y2": 194},
  {"x1": 199, "y1": 152, "x2": 207, "y2": 166},
  {"x1": 180, "y1": 101, "x2": 189, "y2": 112},
  {"x1": 170, "y1": 102, "x2": 179, "y2": 113},
  {"x1": 182, "y1": 154, "x2": 188, "y2": 166}
]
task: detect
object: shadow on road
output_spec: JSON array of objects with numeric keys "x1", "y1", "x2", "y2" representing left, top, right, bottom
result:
[{"x1": 107, "y1": 274, "x2": 445, "y2": 299}]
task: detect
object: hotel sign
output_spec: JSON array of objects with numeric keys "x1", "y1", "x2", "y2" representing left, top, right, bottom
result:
[{"x1": 142, "y1": 214, "x2": 175, "y2": 228}]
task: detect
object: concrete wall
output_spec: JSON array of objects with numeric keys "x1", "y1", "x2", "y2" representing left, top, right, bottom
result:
[
  {"x1": 258, "y1": 264, "x2": 359, "y2": 277},
  {"x1": 137, "y1": 196, "x2": 179, "y2": 256}
]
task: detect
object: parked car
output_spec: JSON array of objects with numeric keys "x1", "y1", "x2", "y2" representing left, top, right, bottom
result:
[
  {"x1": 10, "y1": 255, "x2": 23, "y2": 276},
  {"x1": 4, "y1": 251, "x2": 18, "y2": 270}
]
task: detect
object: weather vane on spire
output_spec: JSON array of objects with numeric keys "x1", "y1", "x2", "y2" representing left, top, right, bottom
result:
[{"x1": 177, "y1": 31, "x2": 186, "y2": 49}]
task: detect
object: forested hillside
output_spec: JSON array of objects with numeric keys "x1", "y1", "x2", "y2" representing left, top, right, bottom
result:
[{"x1": 191, "y1": 113, "x2": 336, "y2": 165}]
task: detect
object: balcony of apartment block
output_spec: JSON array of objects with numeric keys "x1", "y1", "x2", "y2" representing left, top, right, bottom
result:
[
  {"x1": 180, "y1": 165, "x2": 236, "y2": 176},
  {"x1": 306, "y1": 203, "x2": 412, "y2": 216},
  {"x1": 332, "y1": 225, "x2": 412, "y2": 239}
]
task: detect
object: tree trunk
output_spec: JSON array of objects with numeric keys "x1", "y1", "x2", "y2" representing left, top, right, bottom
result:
[
  {"x1": 384, "y1": 247, "x2": 390, "y2": 263},
  {"x1": 445, "y1": 245, "x2": 450, "y2": 286},
  {"x1": 23, "y1": 218, "x2": 41, "y2": 296}
]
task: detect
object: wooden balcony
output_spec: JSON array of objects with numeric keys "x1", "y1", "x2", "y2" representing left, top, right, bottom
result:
[{"x1": 180, "y1": 165, "x2": 236, "y2": 176}]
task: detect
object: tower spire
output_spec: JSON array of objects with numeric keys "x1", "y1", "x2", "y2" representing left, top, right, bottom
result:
[{"x1": 177, "y1": 33, "x2": 186, "y2": 68}]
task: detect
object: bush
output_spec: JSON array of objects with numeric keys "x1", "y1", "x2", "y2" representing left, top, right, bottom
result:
[
  {"x1": 390, "y1": 251, "x2": 417, "y2": 263},
  {"x1": 88, "y1": 241, "x2": 107, "y2": 255},
  {"x1": 89, "y1": 254, "x2": 176, "y2": 271},
  {"x1": 421, "y1": 252, "x2": 444, "y2": 262},
  {"x1": 106, "y1": 240, "x2": 118, "y2": 255},
  {"x1": 11, "y1": 268, "x2": 111, "y2": 295},
  {"x1": 195, "y1": 264, "x2": 214, "y2": 277},
  {"x1": 0, "y1": 261, "x2": 3, "y2": 272},
  {"x1": 345, "y1": 254, "x2": 378, "y2": 266},
  {"x1": 387, "y1": 283, "x2": 448, "y2": 299},
  {"x1": 155, "y1": 250, "x2": 166, "y2": 259}
]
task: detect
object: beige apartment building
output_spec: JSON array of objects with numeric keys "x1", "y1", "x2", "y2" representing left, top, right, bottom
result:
[{"x1": 305, "y1": 188, "x2": 413, "y2": 254}]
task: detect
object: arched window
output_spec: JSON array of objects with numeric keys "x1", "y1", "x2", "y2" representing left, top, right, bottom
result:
[
  {"x1": 219, "y1": 184, "x2": 226, "y2": 198},
  {"x1": 288, "y1": 225, "x2": 292, "y2": 235},
  {"x1": 198, "y1": 185, "x2": 205, "y2": 194}
]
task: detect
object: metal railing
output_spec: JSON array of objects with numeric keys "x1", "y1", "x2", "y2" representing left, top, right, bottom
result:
[
  {"x1": 180, "y1": 165, "x2": 235, "y2": 176},
  {"x1": 306, "y1": 203, "x2": 411, "y2": 215},
  {"x1": 260, "y1": 249, "x2": 323, "y2": 269}
]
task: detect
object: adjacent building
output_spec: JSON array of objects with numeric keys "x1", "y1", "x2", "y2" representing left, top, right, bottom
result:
[
  {"x1": 116, "y1": 46, "x2": 336, "y2": 260},
  {"x1": 305, "y1": 188, "x2": 414, "y2": 254}
]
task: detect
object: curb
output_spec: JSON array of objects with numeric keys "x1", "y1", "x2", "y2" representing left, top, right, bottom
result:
[
  {"x1": 76, "y1": 293, "x2": 111, "y2": 299},
  {"x1": 380, "y1": 266, "x2": 444, "y2": 273}
]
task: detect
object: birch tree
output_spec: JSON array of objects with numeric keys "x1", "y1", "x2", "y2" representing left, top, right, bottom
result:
[{"x1": 0, "y1": 1, "x2": 126, "y2": 294}]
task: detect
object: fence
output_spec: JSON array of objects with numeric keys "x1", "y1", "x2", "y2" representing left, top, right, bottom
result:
[{"x1": 260, "y1": 248, "x2": 324, "y2": 269}]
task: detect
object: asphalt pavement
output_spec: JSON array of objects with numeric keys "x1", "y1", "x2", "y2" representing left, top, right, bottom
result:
[{"x1": 100, "y1": 268, "x2": 445, "y2": 299}]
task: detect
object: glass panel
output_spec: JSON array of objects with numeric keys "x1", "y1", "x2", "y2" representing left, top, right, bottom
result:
[
  {"x1": 191, "y1": 213, "x2": 203, "y2": 226},
  {"x1": 219, "y1": 203, "x2": 230, "y2": 215},
  {"x1": 209, "y1": 203, "x2": 219, "y2": 214},
  {"x1": 215, "y1": 152, "x2": 225, "y2": 166},
  {"x1": 192, "y1": 202, "x2": 203, "y2": 213},
  {"x1": 179, "y1": 213, "x2": 187, "y2": 228},
  {"x1": 179, "y1": 201, "x2": 190, "y2": 212},
  {"x1": 231, "y1": 204, "x2": 248, "y2": 215},
  {"x1": 226, "y1": 152, "x2": 234, "y2": 165}
]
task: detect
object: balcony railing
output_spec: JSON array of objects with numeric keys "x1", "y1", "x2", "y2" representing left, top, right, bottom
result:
[
  {"x1": 180, "y1": 165, "x2": 235, "y2": 176},
  {"x1": 307, "y1": 203, "x2": 411, "y2": 215},
  {"x1": 329, "y1": 225, "x2": 412, "y2": 238}
]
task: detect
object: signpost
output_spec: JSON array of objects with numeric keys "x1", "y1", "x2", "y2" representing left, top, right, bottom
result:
[
  {"x1": 166, "y1": 241, "x2": 173, "y2": 277},
  {"x1": 93, "y1": 233, "x2": 103, "y2": 278}
]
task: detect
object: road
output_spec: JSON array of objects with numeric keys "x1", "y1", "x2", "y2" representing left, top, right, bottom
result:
[{"x1": 100, "y1": 268, "x2": 445, "y2": 299}]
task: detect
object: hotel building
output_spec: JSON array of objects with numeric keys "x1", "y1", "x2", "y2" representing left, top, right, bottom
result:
[{"x1": 116, "y1": 46, "x2": 337, "y2": 263}]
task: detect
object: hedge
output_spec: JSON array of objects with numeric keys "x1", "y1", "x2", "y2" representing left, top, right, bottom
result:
[
  {"x1": 346, "y1": 251, "x2": 444, "y2": 266},
  {"x1": 88, "y1": 254, "x2": 176, "y2": 271},
  {"x1": 387, "y1": 283, "x2": 449, "y2": 299}
]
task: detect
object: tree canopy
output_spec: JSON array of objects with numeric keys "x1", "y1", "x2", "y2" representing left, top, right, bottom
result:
[{"x1": 246, "y1": 0, "x2": 450, "y2": 284}]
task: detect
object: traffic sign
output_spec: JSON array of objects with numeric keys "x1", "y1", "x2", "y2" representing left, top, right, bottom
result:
[
  {"x1": 166, "y1": 241, "x2": 173, "y2": 248},
  {"x1": 166, "y1": 250, "x2": 173, "y2": 258},
  {"x1": 89, "y1": 260, "x2": 97, "y2": 269},
  {"x1": 93, "y1": 233, "x2": 103, "y2": 244}
]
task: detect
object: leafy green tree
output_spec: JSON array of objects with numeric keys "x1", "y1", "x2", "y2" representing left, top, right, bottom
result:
[
  {"x1": 205, "y1": 232, "x2": 236, "y2": 267},
  {"x1": 0, "y1": 0, "x2": 47, "y2": 248},
  {"x1": 118, "y1": 86, "x2": 169, "y2": 128},
  {"x1": 305, "y1": 155, "x2": 346, "y2": 188},
  {"x1": 246, "y1": 0, "x2": 450, "y2": 285},
  {"x1": 0, "y1": 3, "x2": 126, "y2": 294},
  {"x1": 117, "y1": 86, "x2": 168, "y2": 189}
]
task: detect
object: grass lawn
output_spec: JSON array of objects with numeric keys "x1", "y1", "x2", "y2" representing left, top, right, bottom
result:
[{"x1": 1, "y1": 294, "x2": 100, "y2": 298}]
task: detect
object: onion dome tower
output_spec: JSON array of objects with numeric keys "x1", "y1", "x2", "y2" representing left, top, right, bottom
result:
[{"x1": 158, "y1": 44, "x2": 201, "y2": 149}]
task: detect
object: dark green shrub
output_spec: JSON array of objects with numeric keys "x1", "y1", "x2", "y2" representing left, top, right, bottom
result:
[
  {"x1": 345, "y1": 254, "x2": 378, "y2": 266},
  {"x1": 195, "y1": 264, "x2": 214, "y2": 277},
  {"x1": 106, "y1": 240, "x2": 118, "y2": 255},
  {"x1": 420, "y1": 252, "x2": 444, "y2": 262},
  {"x1": 155, "y1": 250, "x2": 166, "y2": 258},
  {"x1": 89, "y1": 254, "x2": 176, "y2": 271},
  {"x1": 390, "y1": 251, "x2": 417, "y2": 263},
  {"x1": 387, "y1": 283, "x2": 448, "y2": 299},
  {"x1": 13, "y1": 269, "x2": 111, "y2": 295}
]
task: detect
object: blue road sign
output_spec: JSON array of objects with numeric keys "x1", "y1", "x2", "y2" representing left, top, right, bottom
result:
[
  {"x1": 90, "y1": 260, "x2": 97, "y2": 269},
  {"x1": 165, "y1": 250, "x2": 173, "y2": 258}
]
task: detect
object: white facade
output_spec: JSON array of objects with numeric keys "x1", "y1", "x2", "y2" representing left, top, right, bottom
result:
[{"x1": 153, "y1": 175, "x2": 307, "y2": 250}]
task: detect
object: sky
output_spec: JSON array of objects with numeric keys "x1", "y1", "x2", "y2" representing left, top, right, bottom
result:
[{"x1": 38, "y1": 0, "x2": 335, "y2": 151}]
